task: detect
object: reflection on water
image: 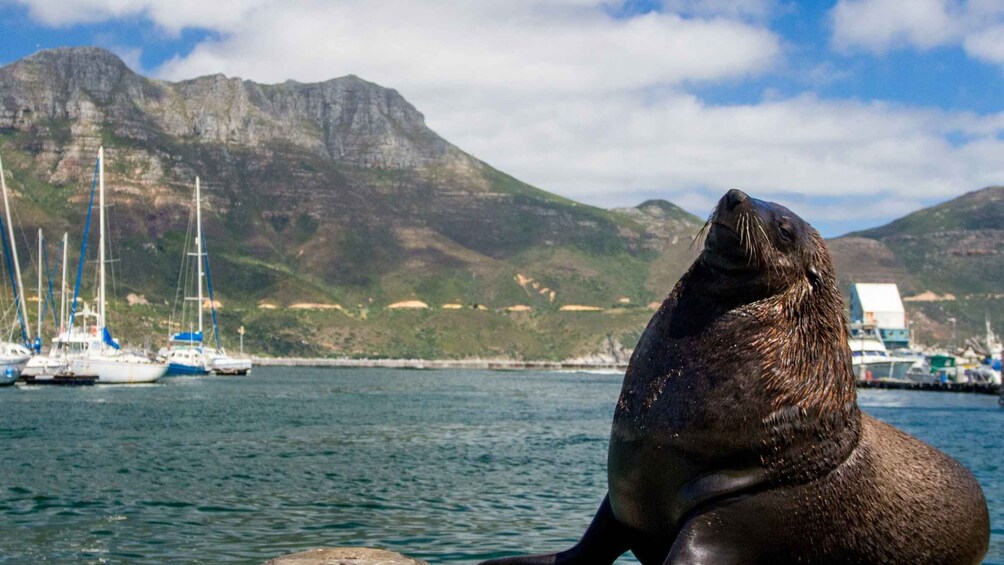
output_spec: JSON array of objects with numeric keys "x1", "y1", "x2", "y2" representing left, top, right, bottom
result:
[{"x1": 0, "y1": 369, "x2": 1000, "y2": 564}]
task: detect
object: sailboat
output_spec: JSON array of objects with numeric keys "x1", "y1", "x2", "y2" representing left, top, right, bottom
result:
[
  {"x1": 163, "y1": 177, "x2": 210, "y2": 375},
  {"x1": 162, "y1": 177, "x2": 250, "y2": 376},
  {"x1": 46, "y1": 147, "x2": 167, "y2": 384},
  {"x1": 0, "y1": 149, "x2": 35, "y2": 385},
  {"x1": 21, "y1": 230, "x2": 68, "y2": 378}
]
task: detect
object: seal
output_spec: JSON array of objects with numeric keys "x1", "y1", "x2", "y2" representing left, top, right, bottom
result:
[{"x1": 479, "y1": 189, "x2": 990, "y2": 565}]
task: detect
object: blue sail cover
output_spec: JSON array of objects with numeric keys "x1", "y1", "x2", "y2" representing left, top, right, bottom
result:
[
  {"x1": 102, "y1": 327, "x2": 120, "y2": 350},
  {"x1": 171, "y1": 331, "x2": 203, "y2": 344}
]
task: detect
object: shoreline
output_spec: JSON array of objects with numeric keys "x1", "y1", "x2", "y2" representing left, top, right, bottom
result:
[
  {"x1": 250, "y1": 358, "x2": 1002, "y2": 395},
  {"x1": 251, "y1": 356, "x2": 627, "y2": 371}
]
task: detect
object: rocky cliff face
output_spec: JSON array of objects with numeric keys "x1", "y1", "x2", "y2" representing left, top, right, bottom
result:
[
  {"x1": 4, "y1": 47, "x2": 989, "y2": 353},
  {"x1": 1, "y1": 47, "x2": 471, "y2": 175},
  {"x1": 0, "y1": 47, "x2": 705, "y2": 360}
]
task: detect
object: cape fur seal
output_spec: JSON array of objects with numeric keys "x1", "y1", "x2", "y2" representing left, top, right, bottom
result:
[{"x1": 480, "y1": 189, "x2": 990, "y2": 565}]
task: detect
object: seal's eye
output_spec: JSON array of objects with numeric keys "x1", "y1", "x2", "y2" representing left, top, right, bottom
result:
[{"x1": 777, "y1": 220, "x2": 795, "y2": 242}]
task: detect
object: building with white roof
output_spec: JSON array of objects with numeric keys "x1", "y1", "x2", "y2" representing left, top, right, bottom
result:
[{"x1": 849, "y1": 283, "x2": 910, "y2": 349}]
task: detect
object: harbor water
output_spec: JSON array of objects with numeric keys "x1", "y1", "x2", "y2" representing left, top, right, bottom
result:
[{"x1": 1, "y1": 367, "x2": 1000, "y2": 564}]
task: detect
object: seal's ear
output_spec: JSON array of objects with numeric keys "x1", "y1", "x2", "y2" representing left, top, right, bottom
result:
[{"x1": 807, "y1": 265, "x2": 822, "y2": 291}]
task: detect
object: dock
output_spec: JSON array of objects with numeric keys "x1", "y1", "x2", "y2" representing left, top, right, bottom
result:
[
  {"x1": 19, "y1": 373, "x2": 98, "y2": 386},
  {"x1": 857, "y1": 379, "x2": 1000, "y2": 396}
]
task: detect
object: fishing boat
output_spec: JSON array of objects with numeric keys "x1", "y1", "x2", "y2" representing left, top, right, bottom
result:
[
  {"x1": 48, "y1": 147, "x2": 167, "y2": 384},
  {"x1": 0, "y1": 149, "x2": 35, "y2": 384},
  {"x1": 161, "y1": 177, "x2": 250, "y2": 376}
]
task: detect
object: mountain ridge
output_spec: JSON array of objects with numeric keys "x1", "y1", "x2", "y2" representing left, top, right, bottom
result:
[
  {"x1": 0, "y1": 46, "x2": 703, "y2": 357},
  {"x1": 1, "y1": 46, "x2": 998, "y2": 353}
]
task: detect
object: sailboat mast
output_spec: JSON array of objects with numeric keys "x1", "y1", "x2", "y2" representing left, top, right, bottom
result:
[
  {"x1": 60, "y1": 232, "x2": 68, "y2": 331},
  {"x1": 98, "y1": 146, "x2": 106, "y2": 329},
  {"x1": 196, "y1": 177, "x2": 203, "y2": 335},
  {"x1": 0, "y1": 149, "x2": 31, "y2": 342},
  {"x1": 37, "y1": 228, "x2": 42, "y2": 339}
]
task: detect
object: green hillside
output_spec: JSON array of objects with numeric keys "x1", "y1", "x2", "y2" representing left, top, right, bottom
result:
[
  {"x1": 830, "y1": 186, "x2": 1004, "y2": 345},
  {"x1": 5, "y1": 47, "x2": 996, "y2": 356},
  {"x1": 0, "y1": 47, "x2": 702, "y2": 358}
]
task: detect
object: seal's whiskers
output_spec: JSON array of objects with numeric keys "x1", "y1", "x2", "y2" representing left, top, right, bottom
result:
[{"x1": 692, "y1": 210, "x2": 716, "y2": 251}]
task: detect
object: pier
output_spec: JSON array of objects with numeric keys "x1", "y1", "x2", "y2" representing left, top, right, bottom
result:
[
  {"x1": 857, "y1": 379, "x2": 1000, "y2": 396},
  {"x1": 19, "y1": 374, "x2": 98, "y2": 386}
]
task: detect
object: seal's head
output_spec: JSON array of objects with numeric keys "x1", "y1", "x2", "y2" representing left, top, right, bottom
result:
[
  {"x1": 679, "y1": 189, "x2": 853, "y2": 419},
  {"x1": 699, "y1": 189, "x2": 829, "y2": 301}
]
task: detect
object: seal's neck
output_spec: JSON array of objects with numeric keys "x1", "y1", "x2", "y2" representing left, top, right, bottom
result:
[
  {"x1": 675, "y1": 260, "x2": 858, "y2": 410},
  {"x1": 672, "y1": 261, "x2": 862, "y2": 483}
]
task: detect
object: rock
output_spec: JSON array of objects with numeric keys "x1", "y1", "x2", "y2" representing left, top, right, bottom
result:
[
  {"x1": 0, "y1": 46, "x2": 466, "y2": 171},
  {"x1": 262, "y1": 547, "x2": 427, "y2": 565}
]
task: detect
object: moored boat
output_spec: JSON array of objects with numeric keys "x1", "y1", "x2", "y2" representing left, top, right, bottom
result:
[
  {"x1": 163, "y1": 332, "x2": 211, "y2": 376},
  {"x1": 209, "y1": 351, "x2": 252, "y2": 375},
  {"x1": 0, "y1": 148, "x2": 35, "y2": 384},
  {"x1": 849, "y1": 323, "x2": 919, "y2": 382},
  {"x1": 0, "y1": 342, "x2": 31, "y2": 386},
  {"x1": 161, "y1": 176, "x2": 250, "y2": 376},
  {"x1": 55, "y1": 147, "x2": 166, "y2": 384}
]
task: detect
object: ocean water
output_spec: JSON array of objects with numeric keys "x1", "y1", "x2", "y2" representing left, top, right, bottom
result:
[{"x1": 0, "y1": 367, "x2": 1000, "y2": 564}]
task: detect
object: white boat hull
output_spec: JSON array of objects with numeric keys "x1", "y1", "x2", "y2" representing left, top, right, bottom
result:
[
  {"x1": 211, "y1": 355, "x2": 252, "y2": 375},
  {"x1": 70, "y1": 356, "x2": 167, "y2": 384},
  {"x1": 853, "y1": 358, "x2": 916, "y2": 381},
  {"x1": 0, "y1": 355, "x2": 30, "y2": 386},
  {"x1": 21, "y1": 354, "x2": 67, "y2": 377}
]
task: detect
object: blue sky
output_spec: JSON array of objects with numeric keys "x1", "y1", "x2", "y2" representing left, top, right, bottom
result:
[{"x1": 1, "y1": 0, "x2": 1003, "y2": 236}]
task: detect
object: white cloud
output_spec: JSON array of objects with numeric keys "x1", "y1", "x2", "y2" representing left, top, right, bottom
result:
[
  {"x1": 13, "y1": 0, "x2": 271, "y2": 33},
  {"x1": 831, "y1": 0, "x2": 1004, "y2": 67},
  {"x1": 831, "y1": 0, "x2": 960, "y2": 53},
  {"x1": 152, "y1": 1, "x2": 780, "y2": 93},
  {"x1": 963, "y1": 24, "x2": 1004, "y2": 64},
  {"x1": 660, "y1": 0, "x2": 782, "y2": 21},
  {"x1": 427, "y1": 90, "x2": 1003, "y2": 210},
  {"x1": 11, "y1": 0, "x2": 1004, "y2": 230}
]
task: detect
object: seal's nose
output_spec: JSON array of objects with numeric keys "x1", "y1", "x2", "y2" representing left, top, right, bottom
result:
[{"x1": 724, "y1": 189, "x2": 748, "y2": 211}]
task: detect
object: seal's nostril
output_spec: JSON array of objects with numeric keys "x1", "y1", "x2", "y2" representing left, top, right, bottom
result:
[{"x1": 725, "y1": 189, "x2": 748, "y2": 210}]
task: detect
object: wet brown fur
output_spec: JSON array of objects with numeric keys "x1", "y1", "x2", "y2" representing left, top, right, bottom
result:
[{"x1": 480, "y1": 191, "x2": 990, "y2": 565}]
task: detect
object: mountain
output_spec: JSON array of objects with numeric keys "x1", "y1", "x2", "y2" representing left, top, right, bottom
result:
[
  {"x1": 0, "y1": 47, "x2": 702, "y2": 358},
  {"x1": 828, "y1": 186, "x2": 1004, "y2": 345},
  {"x1": 4, "y1": 47, "x2": 994, "y2": 355}
]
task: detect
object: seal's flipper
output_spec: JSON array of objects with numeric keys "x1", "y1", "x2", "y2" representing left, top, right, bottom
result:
[{"x1": 478, "y1": 495, "x2": 632, "y2": 565}]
